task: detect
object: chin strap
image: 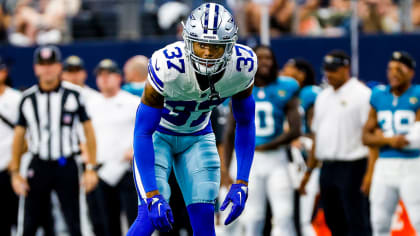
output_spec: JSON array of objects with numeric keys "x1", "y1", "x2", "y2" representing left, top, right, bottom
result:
[{"x1": 207, "y1": 75, "x2": 220, "y2": 101}]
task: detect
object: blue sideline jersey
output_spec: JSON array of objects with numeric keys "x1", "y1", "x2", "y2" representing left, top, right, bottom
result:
[
  {"x1": 299, "y1": 85, "x2": 321, "y2": 133},
  {"x1": 122, "y1": 82, "x2": 145, "y2": 97},
  {"x1": 299, "y1": 85, "x2": 321, "y2": 113},
  {"x1": 370, "y1": 85, "x2": 420, "y2": 158},
  {"x1": 253, "y1": 76, "x2": 299, "y2": 146}
]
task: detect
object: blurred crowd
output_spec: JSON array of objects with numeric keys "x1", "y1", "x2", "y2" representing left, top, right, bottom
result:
[{"x1": 0, "y1": 0, "x2": 419, "y2": 46}]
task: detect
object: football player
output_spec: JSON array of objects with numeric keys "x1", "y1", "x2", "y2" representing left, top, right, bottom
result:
[
  {"x1": 127, "y1": 3, "x2": 257, "y2": 236},
  {"x1": 362, "y1": 51, "x2": 420, "y2": 236}
]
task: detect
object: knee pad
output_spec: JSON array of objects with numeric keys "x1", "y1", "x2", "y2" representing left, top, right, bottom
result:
[
  {"x1": 190, "y1": 168, "x2": 220, "y2": 205},
  {"x1": 192, "y1": 180, "x2": 219, "y2": 204}
]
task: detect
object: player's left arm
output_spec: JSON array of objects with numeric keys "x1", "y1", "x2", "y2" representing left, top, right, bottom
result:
[
  {"x1": 229, "y1": 85, "x2": 255, "y2": 185},
  {"x1": 256, "y1": 96, "x2": 302, "y2": 151},
  {"x1": 220, "y1": 85, "x2": 255, "y2": 225}
]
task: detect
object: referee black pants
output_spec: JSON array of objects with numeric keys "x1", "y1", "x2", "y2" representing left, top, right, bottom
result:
[
  {"x1": 87, "y1": 171, "x2": 138, "y2": 236},
  {"x1": 320, "y1": 158, "x2": 371, "y2": 236},
  {"x1": 22, "y1": 156, "x2": 81, "y2": 236},
  {"x1": 0, "y1": 170, "x2": 18, "y2": 236}
]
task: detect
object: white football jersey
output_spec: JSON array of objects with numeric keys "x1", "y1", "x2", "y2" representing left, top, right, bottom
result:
[{"x1": 148, "y1": 41, "x2": 257, "y2": 135}]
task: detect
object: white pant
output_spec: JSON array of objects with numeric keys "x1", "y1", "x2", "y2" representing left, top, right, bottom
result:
[
  {"x1": 240, "y1": 148, "x2": 296, "y2": 236},
  {"x1": 370, "y1": 157, "x2": 420, "y2": 236},
  {"x1": 299, "y1": 168, "x2": 319, "y2": 236}
]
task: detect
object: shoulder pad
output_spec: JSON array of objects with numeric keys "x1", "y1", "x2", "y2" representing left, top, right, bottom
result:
[
  {"x1": 232, "y1": 44, "x2": 258, "y2": 79},
  {"x1": 371, "y1": 84, "x2": 387, "y2": 96},
  {"x1": 148, "y1": 41, "x2": 187, "y2": 95},
  {"x1": 370, "y1": 85, "x2": 388, "y2": 108}
]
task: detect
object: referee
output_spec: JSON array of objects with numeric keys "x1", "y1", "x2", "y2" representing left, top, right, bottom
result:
[{"x1": 8, "y1": 45, "x2": 98, "y2": 236}]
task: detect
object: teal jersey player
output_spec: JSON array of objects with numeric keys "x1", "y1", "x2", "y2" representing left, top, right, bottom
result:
[
  {"x1": 299, "y1": 85, "x2": 321, "y2": 113},
  {"x1": 254, "y1": 76, "x2": 299, "y2": 146},
  {"x1": 370, "y1": 84, "x2": 420, "y2": 158}
]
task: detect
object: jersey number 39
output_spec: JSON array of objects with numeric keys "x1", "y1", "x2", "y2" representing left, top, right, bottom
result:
[{"x1": 378, "y1": 110, "x2": 415, "y2": 136}]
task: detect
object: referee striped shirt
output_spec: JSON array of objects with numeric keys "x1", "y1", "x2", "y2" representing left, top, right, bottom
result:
[{"x1": 17, "y1": 81, "x2": 90, "y2": 160}]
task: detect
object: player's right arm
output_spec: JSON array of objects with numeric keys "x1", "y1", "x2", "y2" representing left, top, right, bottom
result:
[
  {"x1": 134, "y1": 81, "x2": 164, "y2": 198},
  {"x1": 141, "y1": 79, "x2": 164, "y2": 109},
  {"x1": 362, "y1": 107, "x2": 408, "y2": 148},
  {"x1": 362, "y1": 108, "x2": 385, "y2": 147},
  {"x1": 131, "y1": 46, "x2": 177, "y2": 232},
  {"x1": 134, "y1": 81, "x2": 174, "y2": 232}
]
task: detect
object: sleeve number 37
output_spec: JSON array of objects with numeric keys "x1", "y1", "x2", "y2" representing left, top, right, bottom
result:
[
  {"x1": 235, "y1": 45, "x2": 254, "y2": 72},
  {"x1": 163, "y1": 47, "x2": 185, "y2": 73}
]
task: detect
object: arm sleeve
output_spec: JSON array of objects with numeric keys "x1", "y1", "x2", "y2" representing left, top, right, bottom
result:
[
  {"x1": 133, "y1": 102, "x2": 162, "y2": 193},
  {"x1": 232, "y1": 95, "x2": 255, "y2": 183}
]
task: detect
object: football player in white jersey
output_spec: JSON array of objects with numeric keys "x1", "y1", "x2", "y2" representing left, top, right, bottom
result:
[{"x1": 127, "y1": 3, "x2": 257, "y2": 236}]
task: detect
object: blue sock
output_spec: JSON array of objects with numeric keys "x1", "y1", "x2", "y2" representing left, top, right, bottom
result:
[
  {"x1": 126, "y1": 204, "x2": 155, "y2": 236},
  {"x1": 187, "y1": 203, "x2": 216, "y2": 236}
]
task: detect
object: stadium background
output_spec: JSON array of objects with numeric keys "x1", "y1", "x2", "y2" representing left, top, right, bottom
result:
[{"x1": 2, "y1": 34, "x2": 420, "y2": 90}]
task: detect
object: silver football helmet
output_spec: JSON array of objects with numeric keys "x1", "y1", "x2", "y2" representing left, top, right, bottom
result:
[{"x1": 183, "y1": 3, "x2": 238, "y2": 75}]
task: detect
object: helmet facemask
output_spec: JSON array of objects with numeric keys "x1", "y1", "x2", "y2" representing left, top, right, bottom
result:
[
  {"x1": 182, "y1": 3, "x2": 238, "y2": 76},
  {"x1": 184, "y1": 33, "x2": 235, "y2": 75}
]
